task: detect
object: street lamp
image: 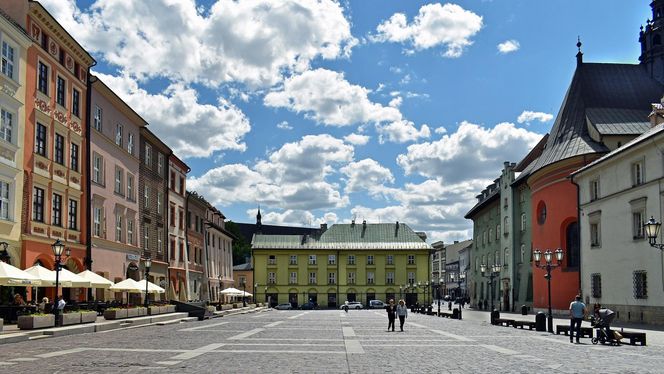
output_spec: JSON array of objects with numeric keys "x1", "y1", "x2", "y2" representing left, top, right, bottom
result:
[
  {"x1": 533, "y1": 248, "x2": 564, "y2": 333},
  {"x1": 644, "y1": 217, "x2": 664, "y2": 251},
  {"x1": 241, "y1": 279, "x2": 246, "y2": 307},
  {"x1": 480, "y1": 263, "x2": 501, "y2": 320},
  {"x1": 459, "y1": 272, "x2": 466, "y2": 298},
  {"x1": 51, "y1": 239, "x2": 70, "y2": 326},
  {"x1": 143, "y1": 257, "x2": 151, "y2": 308},
  {"x1": 254, "y1": 283, "x2": 259, "y2": 304},
  {"x1": 438, "y1": 278, "x2": 444, "y2": 315}
]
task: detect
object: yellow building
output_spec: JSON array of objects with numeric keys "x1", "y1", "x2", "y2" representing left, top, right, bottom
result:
[{"x1": 253, "y1": 221, "x2": 431, "y2": 308}]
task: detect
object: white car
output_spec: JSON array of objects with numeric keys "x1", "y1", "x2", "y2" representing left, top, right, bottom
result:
[
  {"x1": 340, "y1": 301, "x2": 363, "y2": 309},
  {"x1": 369, "y1": 300, "x2": 386, "y2": 309},
  {"x1": 274, "y1": 303, "x2": 293, "y2": 310}
]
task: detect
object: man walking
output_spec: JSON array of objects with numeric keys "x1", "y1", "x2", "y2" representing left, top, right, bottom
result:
[
  {"x1": 569, "y1": 295, "x2": 587, "y2": 343},
  {"x1": 386, "y1": 299, "x2": 397, "y2": 332}
]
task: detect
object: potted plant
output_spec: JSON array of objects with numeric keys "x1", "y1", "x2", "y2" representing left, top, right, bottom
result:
[
  {"x1": 18, "y1": 313, "x2": 55, "y2": 330},
  {"x1": 126, "y1": 307, "x2": 139, "y2": 318},
  {"x1": 136, "y1": 306, "x2": 147, "y2": 316},
  {"x1": 164, "y1": 304, "x2": 176, "y2": 313},
  {"x1": 57, "y1": 311, "x2": 81, "y2": 326},
  {"x1": 147, "y1": 305, "x2": 162, "y2": 315},
  {"x1": 80, "y1": 310, "x2": 97, "y2": 323},
  {"x1": 103, "y1": 307, "x2": 128, "y2": 320}
]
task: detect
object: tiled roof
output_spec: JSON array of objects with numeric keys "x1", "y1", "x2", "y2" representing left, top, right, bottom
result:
[
  {"x1": 529, "y1": 63, "x2": 664, "y2": 175},
  {"x1": 586, "y1": 108, "x2": 651, "y2": 135},
  {"x1": 235, "y1": 223, "x2": 322, "y2": 244},
  {"x1": 232, "y1": 263, "x2": 253, "y2": 271},
  {"x1": 464, "y1": 186, "x2": 500, "y2": 219},
  {"x1": 252, "y1": 223, "x2": 430, "y2": 250}
]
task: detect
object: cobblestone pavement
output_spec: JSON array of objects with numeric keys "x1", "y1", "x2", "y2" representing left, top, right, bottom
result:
[{"x1": 0, "y1": 308, "x2": 662, "y2": 373}]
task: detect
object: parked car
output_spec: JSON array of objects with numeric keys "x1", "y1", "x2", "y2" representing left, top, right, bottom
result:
[
  {"x1": 369, "y1": 300, "x2": 386, "y2": 309},
  {"x1": 339, "y1": 301, "x2": 363, "y2": 310},
  {"x1": 299, "y1": 302, "x2": 317, "y2": 310},
  {"x1": 274, "y1": 303, "x2": 293, "y2": 310}
]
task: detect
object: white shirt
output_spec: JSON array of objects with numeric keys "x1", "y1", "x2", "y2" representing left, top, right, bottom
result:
[{"x1": 57, "y1": 299, "x2": 66, "y2": 310}]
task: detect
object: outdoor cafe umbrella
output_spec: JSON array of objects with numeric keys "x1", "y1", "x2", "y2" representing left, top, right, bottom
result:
[
  {"x1": 24, "y1": 264, "x2": 71, "y2": 302},
  {"x1": 0, "y1": 262, "x2": 41, "y2": 286},
  {"x1": 109, "y1": 278, "x2": 143, "y2": 305},
  {"x1": 135, "y1": 279, "x2": 165, "y2": 294},
  {"x1": 77, "y1": 270, "x2": 114, "y2": 289},
  {"x1": 56, "y1": 268, "x2": 91, "y2": 288},
  {"x1": 219, "y1": 287, "x2": 244, "y2": 296}
]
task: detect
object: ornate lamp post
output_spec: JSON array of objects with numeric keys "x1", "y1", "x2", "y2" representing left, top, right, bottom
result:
[
  {"x1": 644, "y1": 217, "x2": 664, "y2": 251},
  {"x1": 438, "y1": 278, "x2": 444, "y2": 315},
  {"x1": 480, "y1": 263, "x2": 502, "y2": 314},
  {"x1": 533, "y1": 248, "x2": 564, "y2": 333},
  {"x1": 51, "y1": 239, "x2": 70, "y2": 326},
  {"x1": 143, "y1": 257, "x2": 151, "y2": 308},
  {"x1": 241, "y1": 279, "x2": 246, "y2": 307},
  {"x1": 254, "y1": 283, "x2": 259, "y2": 304}
]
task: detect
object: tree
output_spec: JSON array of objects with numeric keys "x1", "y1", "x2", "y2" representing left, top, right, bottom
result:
[{"x1": 226, "y1": 221, "x2": 251, "y2": 265}]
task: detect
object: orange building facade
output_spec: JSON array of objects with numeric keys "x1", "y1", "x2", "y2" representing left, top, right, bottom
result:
[{"x1": 17, "y1": 2, "x2": 95, "y2": 301}]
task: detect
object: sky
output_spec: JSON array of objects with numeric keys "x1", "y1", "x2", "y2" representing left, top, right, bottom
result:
[{"x1": 40, "y1": 0, "x2": 651, "y2": 243}]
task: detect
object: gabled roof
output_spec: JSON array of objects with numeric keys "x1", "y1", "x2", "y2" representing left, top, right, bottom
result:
[
  {"x1": 464, "y1": 186, "x2": 500, "y2": 219},
  {"x1": 529, "y1": 63, "x2": 664, "y2": 175}
]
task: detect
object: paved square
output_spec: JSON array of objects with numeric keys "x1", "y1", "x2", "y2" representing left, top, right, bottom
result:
[{"x1": 0, "y1": 309, "x2": 662, "y2": 373}]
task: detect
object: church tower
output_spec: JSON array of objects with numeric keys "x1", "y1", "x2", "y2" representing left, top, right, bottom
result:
[
  {"x1": 640, "y1": 0, "x2": 664, "y2": 83},
  {"x1": 256, "y1": 207, "x2": 262, "y2": 234}
]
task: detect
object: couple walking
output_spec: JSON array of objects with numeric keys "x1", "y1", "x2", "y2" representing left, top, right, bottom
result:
[{"x1": 386, "y1": 299, "x2": 408, "y2": 332}]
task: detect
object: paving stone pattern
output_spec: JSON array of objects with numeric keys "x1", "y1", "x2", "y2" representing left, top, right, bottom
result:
[{"x1": 0, "y1": 309, "x2": 662, "y2": 373}]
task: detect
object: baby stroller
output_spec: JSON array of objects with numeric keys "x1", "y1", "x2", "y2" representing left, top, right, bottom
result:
[{"x1": 590, "y1": 308, "x2": 620, "y2": 346}]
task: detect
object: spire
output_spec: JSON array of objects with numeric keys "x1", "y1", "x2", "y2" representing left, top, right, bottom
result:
[
  {"x1": 256, "y1": 206, "x2": 262, "y2": 234},
  {"x1": 576, "y1": 36, "x2": 583, "y2": 66}
]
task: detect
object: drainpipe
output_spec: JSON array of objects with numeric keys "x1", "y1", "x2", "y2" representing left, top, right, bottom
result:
[{"x1": 85, "y1": 62, "x2": 97, "y2": 301}]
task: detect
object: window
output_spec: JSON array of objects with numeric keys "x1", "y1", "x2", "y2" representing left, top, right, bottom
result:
[
  {"x1": 179, "y1": 177, "x2": 184, "y2": 195},
  {"x1": 114, "y1": 167, "x2": 123, "y2": 195},
  {"x1": 157, "y1": 229, "x2": 163, "y2": 252},
  {"x1": 387, "y1": 255, "x2": 393, "y2": 265},
  {"x1": 632, "y1": 160, "x2": 644, "y2": 186},
  {"x1": 54, "y1": 134, "x2": 65, "y2": 164},
  {"x1": 520, "y1": 213, "x2": 526, "y2": 231},
  {"x1": 93, "y1": 207, "x2": 102, "y2": 237},
  {"x1": 590, "y1": 179, "x2": 600, "y2": 201},
  {"x1": 496, "y1": 225, "x2": 500, "y2": 240},
  {"x1": 33, "y1": 187, "x2": 44, "y2": 222},
  {"x1": 308, "y1": 272, "x2": 316, "y2": 284},
  {"x1": 347, "y1": 255, "x2": 355, "y2": 265},
  {"x1": 482, "y1": 231, "x2": 487, "y2": 245},
  {"x1": 157, "y1": 192, "x2": 163, "y2": 214},
  {"x1": 407, "y1": 272, "x2": 415, "y2": 284},
  {"x1": 504, "y1": 248, "x2": 509, "y2": 266},
  {"x1": 68, "y1": 199, "x2": 78, "y2": 230},
  {"x1": 41, "y1": 33, "x2": 49, "y2": 50},
  {"x1": 35, "y1": 123, "x2": 47, "y2": 156},
  {"x1": 145, "y1": 144, "x2": 152, "y2": 166},
  {"x1": 308, "y1": 255, "x2": 317, "y2": 265},
  {"x1": 144, "y1": 225, "x2": 149, "y2": 250},
  {"x1": 127, "y1": 174, "x2": 134, "y2": 201},
  {"x1": 158, "y1": 153, "x2": 164, "y2": 175},
  {"x1": 169, "y1": 205, "x2": 175, "y2": 226},
  {"x1": 633, "y1": 270, "x2": 647, "y2": 299},
  {"x1": 115, "y1": 124, "x2": 122, "y2": 146},
  {"x1": 92, "y1": 153, "x2": 103, "y2": 184},
  {"x1": 503, "y1": 217, "x2": 509, "y2": 234},
  {"x1": 537, "y1": 201, "x2": 547, "y2": 225},
  {"x1": 179, "y1": 209, "x2": 184, "y2": 230},
  {"x1": 407, "y1": 255, "x2": 415, "y2": 265},
  {"x1": 367, "y1": 272, "x2": 374, "y2": 285},
  {"x1": 632, "y1": 210, "x2": 645, "y2": 239},
  {"x1": 328, "y1": 272, "x2": 336, "y2": 285},
  {"x1": 93, "y1": 106, "x2": 102, "y2": 131},
  {"x1": 115, "y1": 214, "x2": 122, "y2": 242},
  {"x1": 0, "y1": 181, "x2": 9, "y2": 220},
  {"x1": 268, "y1": 255, "x2": 276, "y2": 265},
  {"x1": 488, "y1": 229, "x2": 493, "y2": 243},
  {"x1": 144, "y1": 186, "x2": 149, "y2": 208},
  {"x1": 127, "y1": 133, "x2": 134, "y2": 154},
  {"x1": 56, "y1": 76, "x2": 65, "y2": 107},
  {"x1": 386, "y1": 272, "x2": 394, "y2": 285},
  {"x1": 268, "y1": 272, "x2": 277, "y2": 285},
  {"x1": 38, "y1": 62, "x2": 48, "y2": 95},
  {"x1": 520, "y1": 244, "x2": 525, "y2": 264},
  {"x1": 328, "y1": 255, "x2": 336, "y2": 265},
  {"x1": 72, "y1": 89, "x2": 80, "y2": 117},
  {"x1": 52, "y1": 193, "x2": 62, "y2": 227},
  {"x1": 367, "y1": 255, "x2": 374, "y2": 265},
  {"x1": 0, "y1": 109, "x2": 13, "y2": 143},
  {"x1": 347, "y1": 272, "x2": 355, "y2": 284},
  {"x1": 289, "y1": 255, "x2": 297, "y2": 265},
  {"x1": 1, "y1": 41, "x2": 15, "y2": 79},
  {"x1": 70, "y1": 143, "x2": 79, "y2": 172},
  {"x1": 519, "y1": 190, "x2": 526, "y2": 203},
  {"x1": 289, "y1": 272, "x2": 297, "y2": 284},
  {"x1": 590, "y1": 222, "x2": 601, "y2": 247},
  {"x1": 591, "y1": 273, "x2": 602, "y2": 298}
]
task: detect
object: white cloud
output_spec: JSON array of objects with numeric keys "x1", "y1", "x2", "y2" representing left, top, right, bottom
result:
[
  {"x1": 396, "y1": 121, "x2": 542, "y2": 183},
  {"x1": 389, "y1": 96, "x2": 403, "y2": 108},
  {"x1": 372, "y1": 3, "x2": 483, "y2": 58},
  {"x1": 340, "y1": 159, "x2": 394, "y2": 194},
  {"x1": 376, "y1": 120, "x2": 430, "y2": 143},
  {"x1": 246, "y1": 208, "x2": 338, "y2": 227},
  {"x1": 189, "y1": 134, "x2": 352, "y2": 210},
  {"x1": 497, "y1": 39, "x2": 520, "y2": 54},
  {"x1": 95, "y1": 73, "x2": 250, "y2": 158},
  {"x1": 277, "y1": 121, "x2": 293, "y2": 130},
  {"x1": 434, "y1": 126, "x2": 447, "y2": 134},
  {"x1": 517, "y1": 110, "x2": 554, "y2": 124},
  {"x1": 40, "y1": 0, "x2": 357, "y2": 88},
  {"x1": 344, "y1": 133, "x2": 370, "y2": 145}
]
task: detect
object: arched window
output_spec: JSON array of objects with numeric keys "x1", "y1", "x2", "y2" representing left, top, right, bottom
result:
[
  {"x1": 503, "y1": 217, "x2": 509, "y2": 234},
  {"x1": 504, "y1": 248, "x2": 509, "y2": 266},
  {"x1": 537, "y1": 201, "x2": 547, "y2": 225},
  {"x1": 566, "y1": 221, "x2": 580, "y2": 268},
  {"x1": 520, "y1": 244, "x2": 525, "y2": 263},
  {"x1": 494, "y1": 251, "x2": 499, "y2": 265}
]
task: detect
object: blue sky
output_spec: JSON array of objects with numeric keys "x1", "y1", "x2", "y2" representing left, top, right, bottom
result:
[{"x1": 42, "y1": 0, "x2": 651, "y2": 243}]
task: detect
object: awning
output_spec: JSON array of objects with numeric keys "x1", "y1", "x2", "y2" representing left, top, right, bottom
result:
[
  {"x1": 57, "y1": 268, "x2": 92, "y2": 288},
  {"x1": 0, "y1": 262, "x2": 41, "y2": 286},
  {"x1": 135, "y1": 279, "x2": 165, "y2": 294},
  {"x1": 109, "y1": 278, "x2": 143, "y2": 292},
  {"x1": 23, "y1": 264, "x2": 71, "y2": 287},
  {"x1": 77, "y1": 270, "x2": 114, "y2": 289}
]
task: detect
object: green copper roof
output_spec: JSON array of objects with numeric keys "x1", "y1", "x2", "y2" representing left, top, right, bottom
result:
[{"x1": 252, "y1": 222, "x2": 431, "y2": 250}]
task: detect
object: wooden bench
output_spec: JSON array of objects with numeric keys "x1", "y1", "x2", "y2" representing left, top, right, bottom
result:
[
  {"x1": 512, "y1": 320, "x2": 536, "y2": 330},
  {"x1": 555, "y1": 324, "x2": 593, "y2": 338},
  {"x1": 494, "y1": 318, "x2": 515, "y2": 327},
  {"x1": 619, "y1": 331, "x2": 647, "y2": 346}
]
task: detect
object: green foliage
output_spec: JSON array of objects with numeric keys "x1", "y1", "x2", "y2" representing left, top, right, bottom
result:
[{"x1": 226, "y1": 221, "x2": 252, "y2": 265}]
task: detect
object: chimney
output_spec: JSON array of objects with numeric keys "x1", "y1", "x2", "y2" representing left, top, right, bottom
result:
[
  {"x1": 351, "y1": 219, "x2": 355, "y2": 227},
  {"x1": 2, "y1": 0, "x2": 28, "y2": 29},
  {"x1": 320, "y1": 223, "x2": 327, "y2": 232},
  {"x1": 395, "y1": 221, "x2": 399, "y2": 237},
  {"x1": 454, "y1": 240, "x2": 459, "y2": 244},
  {"x1": 361, "y1": 220, "x2": 367, "y2": 238}
]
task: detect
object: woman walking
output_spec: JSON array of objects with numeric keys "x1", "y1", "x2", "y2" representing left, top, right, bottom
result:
[
  {"x1": 386, "y1": 299, "x2": 397, "y2": 332},
  {"x1": 396, "y1": 299, "x2": 408, "y2": 331}
]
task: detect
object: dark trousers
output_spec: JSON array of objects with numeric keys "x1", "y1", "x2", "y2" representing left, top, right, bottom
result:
[
  {"x1": 570, "y1": 317, "x2": 583, "y2": 341},
  {"x1": 388, "y1": 316, "x2": 395, "y2": 331},
  {"x1": 398, "y1": 316, "x2": 405, "y2": 331}
]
